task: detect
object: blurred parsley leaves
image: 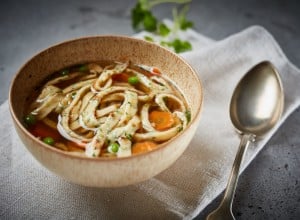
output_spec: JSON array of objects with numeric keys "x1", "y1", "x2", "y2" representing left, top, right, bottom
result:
[{"x1": 131, "y1": 0, "x2": 194, "y2": 53}]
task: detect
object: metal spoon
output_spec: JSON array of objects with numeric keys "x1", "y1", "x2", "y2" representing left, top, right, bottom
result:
[{"x1": 206, "y1": 61, "x2": 284, "y2": 220}]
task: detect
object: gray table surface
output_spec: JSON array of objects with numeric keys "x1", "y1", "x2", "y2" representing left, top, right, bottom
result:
[{"x1": 1, "y1": 0, "x2": 299, "y2": 219}]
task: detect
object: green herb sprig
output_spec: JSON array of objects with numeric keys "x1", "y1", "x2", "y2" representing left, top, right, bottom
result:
[{"x1": 131, "y1": 0, "x2": 194, "y2": 53}]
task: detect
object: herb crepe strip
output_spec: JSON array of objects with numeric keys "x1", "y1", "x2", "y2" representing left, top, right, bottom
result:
[{"x1": 25, "y1": 61, "x2": 190, "y2": 158}]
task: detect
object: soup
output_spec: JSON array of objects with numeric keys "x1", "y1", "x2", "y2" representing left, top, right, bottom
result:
[{"x1": 24, "y1": 61, "x2": 191, "y2": 158}]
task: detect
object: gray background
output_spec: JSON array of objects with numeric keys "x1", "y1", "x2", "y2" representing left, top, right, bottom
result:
[{"x1": 1, "y1": 0, "x2": 299, "y2": 219}]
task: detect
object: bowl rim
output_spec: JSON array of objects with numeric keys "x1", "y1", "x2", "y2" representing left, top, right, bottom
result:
[{"x1": 9, "y1": 34, "x2": 203, "y2": 162}]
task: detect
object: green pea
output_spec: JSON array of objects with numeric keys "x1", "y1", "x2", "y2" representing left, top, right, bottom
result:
[
  {"x1": 109, "y1": 142, "x2": 119, "y2": 153},
  {"x1": 43, "y1": 137, "x2": 55, "y2": 146},
  {"x1": 61, "y1": 69, "x2": 69, "y2": 76},
  {"x1": 71, "y1": 92, "x2": 77, "y2": 99},
  {"x1": 24, "y1": 114, "x2": 36, "y2": 127},
  {"x1": 185, "y1": 110, "x2": 191, "y2": 123},
  {"x1": 78, "y1": 65, "x2": 88, "y2": 72},
  {"x1": 128, "y1": 76, "x2": 139, "y2": 85}
]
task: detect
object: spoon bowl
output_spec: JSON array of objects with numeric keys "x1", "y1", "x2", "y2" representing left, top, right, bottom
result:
[
  {"x1": 230, "y1": 61, "x2": 284, "y2": 136},
  {"x1": 207, "y1": 61, "x2": 284, "y2": 220}
]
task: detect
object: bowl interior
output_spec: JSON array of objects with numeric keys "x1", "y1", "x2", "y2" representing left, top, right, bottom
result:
[{"x1": 10, "y1": 36, "x2": 202, "y2": 133}]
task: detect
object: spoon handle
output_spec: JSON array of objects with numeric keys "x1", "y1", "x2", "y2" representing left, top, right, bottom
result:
[{"x1": 220, "y1": 133, "x2": 253, "y2": 211}]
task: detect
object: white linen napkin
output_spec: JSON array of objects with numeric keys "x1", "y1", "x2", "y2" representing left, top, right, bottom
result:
[{"x1": 1, "y1": 26, "x2": 300, "y2": 220}]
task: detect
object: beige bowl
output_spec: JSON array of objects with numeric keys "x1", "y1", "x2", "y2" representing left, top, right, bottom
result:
[{"x1": 9, "y1": 36, "x2": 203, "y2": 187}]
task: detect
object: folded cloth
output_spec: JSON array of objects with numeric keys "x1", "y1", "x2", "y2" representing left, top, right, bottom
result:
[{"x1": 1, "y1": 26, "x2": 299, "y2": 220}]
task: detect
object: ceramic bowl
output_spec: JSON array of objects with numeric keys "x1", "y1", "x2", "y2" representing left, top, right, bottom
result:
[{"x1": 9, "y1": 36, "x2": 203, "y2": 187}]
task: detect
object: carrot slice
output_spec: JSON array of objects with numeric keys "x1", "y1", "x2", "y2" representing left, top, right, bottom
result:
[
  {"x1": 30, "y1": 121, "x2": 61, "y2": 140},
  {"x1": 132, "y1": 141, "x2": 158, "y2": 154},
  {"x1": 149, "y1": 111, "x2": 175, "y2": 131},
  {"x1": 151, "y1": 67, "x2": 161, "y2": 75}
]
